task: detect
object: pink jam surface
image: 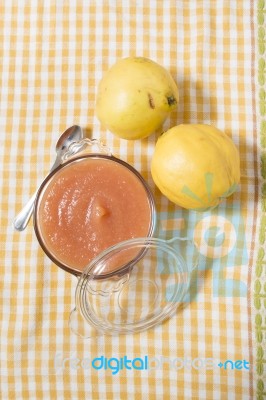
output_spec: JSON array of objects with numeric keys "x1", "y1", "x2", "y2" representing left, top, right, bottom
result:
[{"x1": 36, "y1": 157, "x2": 152, "y2": 272}]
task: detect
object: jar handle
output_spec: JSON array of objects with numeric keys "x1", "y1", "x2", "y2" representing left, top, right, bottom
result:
[
  {"x1": 69, "y1": 308, "x2": 103, "y2": 339},
  {"x1": 62, "y1": 138, "x2": 112, "y2": 162}
]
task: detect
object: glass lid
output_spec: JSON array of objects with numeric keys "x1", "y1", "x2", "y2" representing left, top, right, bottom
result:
[{"x1": 69, "y1": 237, "x2": 198, "y2": 338}]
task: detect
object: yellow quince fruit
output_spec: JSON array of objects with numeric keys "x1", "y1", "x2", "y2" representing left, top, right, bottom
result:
[
  {"x1": 151, "y1": 124, "x2": 240, "y2": 211},
  {"x1": 96, "y1": 57, "x2": 179, "y2": 140}
]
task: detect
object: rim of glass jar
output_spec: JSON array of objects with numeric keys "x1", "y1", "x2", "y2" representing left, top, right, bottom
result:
[
  {"x1": 75, "y1": 237, "x2": 190, "y2": 335},
  {"x1": 33, "y1": 153, "x2": 157, "y2": 277}
]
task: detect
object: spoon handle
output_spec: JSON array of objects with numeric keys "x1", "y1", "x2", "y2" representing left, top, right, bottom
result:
[
  {"x1": 13, "y1": 155, "x2": 62, "y2": 232},
  {"x1": 13, "y1": 190, "x2": 39, "y2": 231}
]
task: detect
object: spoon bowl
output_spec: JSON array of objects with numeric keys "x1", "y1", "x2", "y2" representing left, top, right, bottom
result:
[
  {"x1": 55, "y1": 125, "x2": 83, "y2": 155},
  {"x1": 13, "y1": 125, "x2": 84, "y2": 231}
]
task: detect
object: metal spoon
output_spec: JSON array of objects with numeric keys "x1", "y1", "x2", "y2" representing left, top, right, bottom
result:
[{"x1": 13, "y1": 125, "x2": 84, "y2": 231}]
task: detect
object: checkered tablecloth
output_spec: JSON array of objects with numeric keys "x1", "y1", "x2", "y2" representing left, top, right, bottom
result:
[{"x1": 1, "y1": 1, "x2": 265, "y2": 399}]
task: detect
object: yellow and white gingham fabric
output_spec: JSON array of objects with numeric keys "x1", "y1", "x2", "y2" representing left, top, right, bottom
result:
[{"x1": 1, "y1": 1, "x2": 265, "y2": 399}]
